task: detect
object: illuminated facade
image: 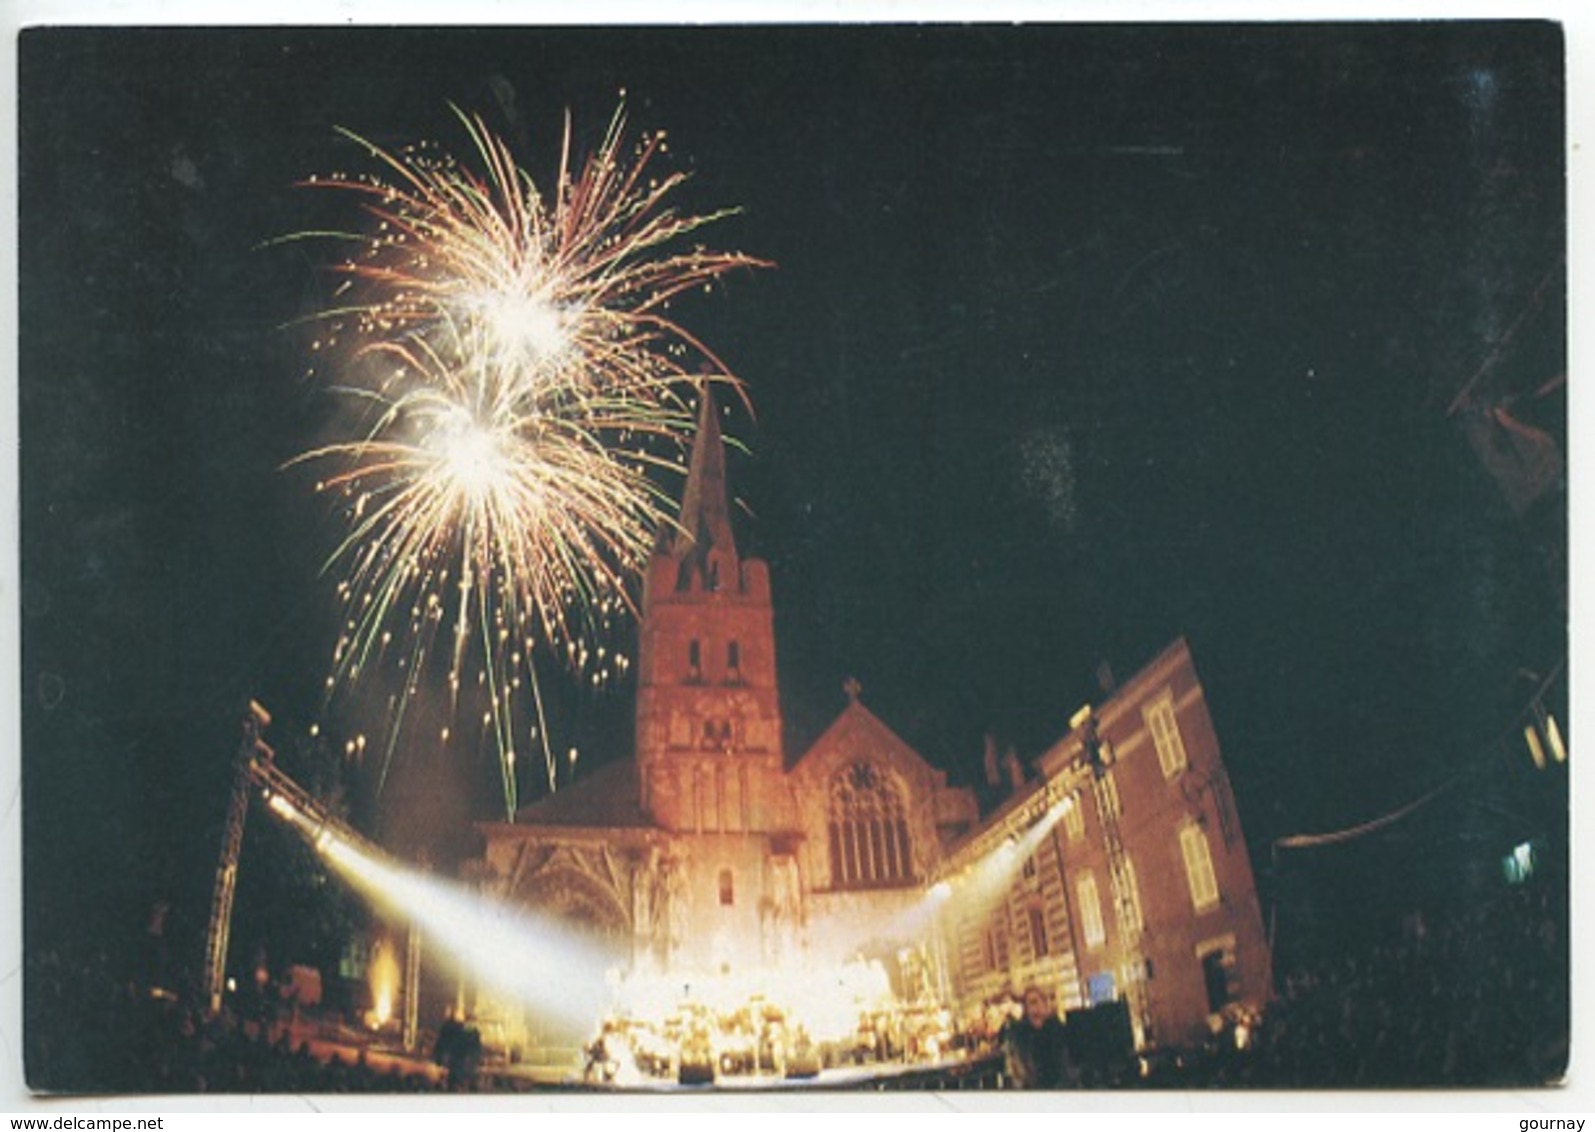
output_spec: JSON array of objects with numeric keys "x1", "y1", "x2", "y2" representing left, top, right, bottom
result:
[
  {"x1": 475, "y1": 397, "x2": 1270, "y2": 1058},
  {"x1": 476, "y1": 394, "x2": 980, "y2": 1041},
  {"x1": 938, "y1": 639, "x2": 1273, "y2": 1052}
]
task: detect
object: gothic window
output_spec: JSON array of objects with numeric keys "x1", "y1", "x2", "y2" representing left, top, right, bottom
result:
[
  {"x1": 718, "y1": 868, "x2": 734, "y2": 907},
  {"x1": 688, "y1": 639, "x2": 703, "y2": 683},
  {"x1": 827, "y1": 762, "x2": 913, "y2": 890},
  {"x1": 726, "y1": 640, "x2": 742, "y2": 683}
]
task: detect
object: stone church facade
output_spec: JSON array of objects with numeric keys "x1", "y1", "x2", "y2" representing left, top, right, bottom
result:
[
  {"x1": 476, "y1": 392, "x2": 979, "y2": 1027},
  {"x1": 475, "y1": 391, "x2": 1270, "y2": 1057}
]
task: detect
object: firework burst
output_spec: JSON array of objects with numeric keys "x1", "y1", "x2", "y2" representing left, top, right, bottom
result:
[{"x1": 288, "y1": 104, "x2": 766, "y2": 817}]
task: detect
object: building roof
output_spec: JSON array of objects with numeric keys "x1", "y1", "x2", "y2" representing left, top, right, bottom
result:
[
  {"x1": 505, "y1": 757, "x2": 655, "y2": 831},
  {"x1": 790, "y1": 693, "x2": 967, "y2": 798},
  {"x1": 669, "y1": 388, "x2": 737, "y2": 561}
]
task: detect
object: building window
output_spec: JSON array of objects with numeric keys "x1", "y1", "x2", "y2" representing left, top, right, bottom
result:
[
  {"x1": 688, "y1": 639, "x2": 702, "y2": 683},
  {"x1": 1197, "y1": 937, "x2": 1238, "y2": 1014},
  {"x1": 1122, "y1": 855, "x2": 1144, "y2": 934},
  {"x1": 1145, "y1": 690, "x2": 1188, "y2": 778},
  {"x1": 726, "y1": 640, "x2": 742, "y2": 682},
  {"x1": 827, "y1": 762, "x2": 913, "y2": 890},
  {"x1": 1063, "y1": 793, "x2": 1085, "y2": 841},
  {"x1": 1087, "y1": 971, "x2": 1117, "y2": 1006},
  {"x1": 984, "y1": 911, "x2": 1011, "y2": 973},
  {"x1": 1180, "y1": 823, "x2": 1221, "y2": 912},
  {"x1": 700, "y1": 718, "x2": 733, "y2": 750},
  {"x1": 1027, "y1": 904, "x2": 1050, "y2": 959},
  {"x1": 718, "y1": 868, "x2": 734, "y2": 907},
  {"x1": 1078, "y1": 871, "x2": 1105, "y2": 949}
]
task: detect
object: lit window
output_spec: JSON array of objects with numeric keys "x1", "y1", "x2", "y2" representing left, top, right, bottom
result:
[
  {"x1": 1087, "y1": 971, "x2": 1117, "y2": 1006},
  {"x1": 1078, "y1": 872, "x2": 1105, "y2": 949},
  {"x1": 1064, "y1": 794, "x2": 1085, "y2": 841},
  {"x1": 827, "y1": 763, "x2": 913, "y2": 890},
  {"x1": 1179, "y1": 824, "x2": 1221, "y2": 912},
  {"x1": 1145, "y1": 691, "x2": 1188, "y2": 779},
  {"x1": 1503, "y1": 840, "x2": 1538, "y2": 885},
  {"x1": 1122, "y1": 855, "x2": 1144, "y2": 934},
  {"x1": 718, "y1": 868, "x2": 734, "y2": 907}
]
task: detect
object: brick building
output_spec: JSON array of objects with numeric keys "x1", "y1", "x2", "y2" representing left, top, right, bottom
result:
[{"x1": 938, "y1": 639, "x2": 1273, "y2": 1052}]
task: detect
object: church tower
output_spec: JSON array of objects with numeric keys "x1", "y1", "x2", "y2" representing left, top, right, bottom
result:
[{"x1": 635, "y1": 390, "x2": 788, "y2": 834}]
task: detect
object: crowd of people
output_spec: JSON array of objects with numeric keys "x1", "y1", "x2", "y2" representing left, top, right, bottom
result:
[
  {"x1": 24, "y1": 946, "x2": 450, "y2": 1094},
  {"x1": 1195, "y1": 878, "x2": 1568, "y2": 1089},
  {"x1": 984, "y1": 873, "x2": 1568, "y2": 1091},
  {"x1": 22, "y1": 871, "x2": 1567, "y2": 1094}
]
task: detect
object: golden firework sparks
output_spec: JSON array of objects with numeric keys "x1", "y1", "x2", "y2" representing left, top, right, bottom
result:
[{"x1": 288, "y1": 103, "x2": 767, "y2": 816}]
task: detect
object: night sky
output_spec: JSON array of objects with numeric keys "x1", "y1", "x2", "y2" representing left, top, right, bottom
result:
[{"x1": 16, "y1": 22, "x2": 1567, "y2": 979}]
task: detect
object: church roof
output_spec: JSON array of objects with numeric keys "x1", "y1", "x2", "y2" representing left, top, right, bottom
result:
[
  {"x1": 508, "y1": 757, "x2": 654, "y2": 830},
  {"x1": 669, "y1": 388, "x2": 738, "y2": 561},
  {"x1": 790, "y1": 693, "x2": 934, "y2": 784}
]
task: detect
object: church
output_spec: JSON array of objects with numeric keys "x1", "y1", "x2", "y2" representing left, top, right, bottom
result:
[{"x1": 474, "y1": 390, "x2": 1271, "y2": 1068}]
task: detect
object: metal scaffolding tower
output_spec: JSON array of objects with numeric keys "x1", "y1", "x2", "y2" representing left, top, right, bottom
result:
[
  {"x1": 203, "y1": 704, "x2": 274, "y2": 1016},
  {"x1": 203, "y1": 702, "x2": 400, "y2": 1019},
  {"x1": 1084, "y1": 712, "x2": 1153, "y2": 1049}
]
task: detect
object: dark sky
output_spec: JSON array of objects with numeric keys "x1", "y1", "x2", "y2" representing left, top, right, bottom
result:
[{"x1": 17, "y1": 23, "x2": 1567, "y2": 967}]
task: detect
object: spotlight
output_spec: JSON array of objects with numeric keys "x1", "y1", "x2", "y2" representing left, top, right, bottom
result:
[{"x1": 267, "y1": 794, "x2": 300, "y2": 822}]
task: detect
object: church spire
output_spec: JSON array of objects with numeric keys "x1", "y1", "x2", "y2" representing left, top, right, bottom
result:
[{"x1": 669, "y1": 386, "x2": 739, "y2": 590}]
